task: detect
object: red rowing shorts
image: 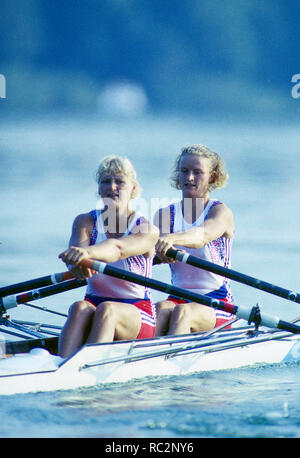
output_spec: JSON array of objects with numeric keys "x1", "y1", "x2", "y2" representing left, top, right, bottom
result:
[
  {"x1": 166, "y1": 296, "x2": 233, "y2": 329},
  {"x1": 84, "y1": 295, "x2": 156, "y2": 339},
  {"x1": 134, "y1": 299, "x2": 156, "y2": 339}
]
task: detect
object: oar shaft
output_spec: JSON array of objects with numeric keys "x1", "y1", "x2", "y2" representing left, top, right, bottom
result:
[
  {"x1": 166, "y1": 248, "x2": 300, "y2": 304},
  {"x1": 80, "y1": 258, "x2": 234, "y2": 309},
  {"x1": 80, "y1": 259, "x2": 300, "y2": 335},
  {"x1": 2, "y1": 257, "x2": 300, "y2": 335},
  {"x1": 0, "y1": 278, "x2": 87, "y2": 313},
  {"x1": 0, "y1": 271, "x2": 73, "y2": 297}
]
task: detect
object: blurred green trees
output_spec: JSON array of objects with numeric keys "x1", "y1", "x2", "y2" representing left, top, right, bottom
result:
[{"x1": 0, "y1": 0, "x2": 299, "y2": 116}]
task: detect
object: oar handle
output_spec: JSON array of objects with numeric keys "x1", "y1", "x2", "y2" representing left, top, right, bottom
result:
[{"x1": 79, "y1": 259, "x2": 97, "y2": 271}]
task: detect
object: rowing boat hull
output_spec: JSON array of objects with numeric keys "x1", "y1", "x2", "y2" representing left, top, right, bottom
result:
[{"x1": 1, "y1": 330, "x2": 300, "y2": 396}]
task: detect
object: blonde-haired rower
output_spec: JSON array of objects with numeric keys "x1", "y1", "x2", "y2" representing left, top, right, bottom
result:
[
  {"x1": 154, "y1": 145, "x2": 235, "y2": 336},
  {"x1": 58, "y1": 156, "x2": 158, "y2": 357}
]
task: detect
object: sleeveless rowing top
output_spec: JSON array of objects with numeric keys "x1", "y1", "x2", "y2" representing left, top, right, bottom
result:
[
  {"x1": 85, "y1": 210, "x2": 153, "y2": 301},
  {"x1": 169, "y1": 199, "x2": 234, "y2": 303}
]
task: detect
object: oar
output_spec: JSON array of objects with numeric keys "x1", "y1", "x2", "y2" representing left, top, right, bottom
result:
[
  {"x1": 2, "y1": 259, "x2": 300, "y2": 335},
  {"x1": 164, "y1": 248, "x2": 300, "y2": 304},
  {"x1": 78, "y1": 258, "x2": 300, "y2": 335},
  {"x1": 0, "y1": 278, "x2": 87, "y2": 313},
  {"x1": 0, "y1": 271, "x2": 74, "y2": 297}
]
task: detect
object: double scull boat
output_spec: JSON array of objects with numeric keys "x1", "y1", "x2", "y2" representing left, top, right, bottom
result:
[{"x1": 1, "y1": 249, "x2": 300, "y2": 396}]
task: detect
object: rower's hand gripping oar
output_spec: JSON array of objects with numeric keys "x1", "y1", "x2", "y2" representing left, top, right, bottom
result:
[
  {"x1": 78, "y1": 258, "x2": 300, "y2": 335},
  {"x1": 164, "y1": 248, "x2": 300, "y2": 304}
]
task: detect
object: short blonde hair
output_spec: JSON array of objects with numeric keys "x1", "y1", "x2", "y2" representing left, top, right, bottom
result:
[
  {"x1": 170, "y1": 144, "x2": 229, "y2": 191},
  {"x1": 96, "y1": 155, "x2": 142, "y2": 199}
]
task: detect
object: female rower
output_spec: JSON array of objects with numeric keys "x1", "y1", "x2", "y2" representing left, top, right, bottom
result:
[
  {"x1": 154, "y1": 144, "x2": 235, "y2": 336},
  {"x1": 58, "y1": 156, "x2": 158, "y2": 357}
]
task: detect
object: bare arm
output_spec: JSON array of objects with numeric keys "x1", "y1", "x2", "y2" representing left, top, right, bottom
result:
[
  {"x1": 58, "y1": 213, "x2": 95, "y2": 280},
  {"x1": 155, "y1": 203, "x2": 234, "y2": 256},
  {"x1": 68, "y1": 213, "x2": 94, "y2": 248},
  {"x1": 85, "y1": 220, "x2": 159, "y2": 262},
  {"x1": 59, "y1": 216, "x2": 159, "y2": 273}
]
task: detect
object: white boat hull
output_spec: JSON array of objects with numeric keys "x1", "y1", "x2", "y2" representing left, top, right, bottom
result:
[{"x1": 1, "y1": 330, "x2": 300, "y2": 396}]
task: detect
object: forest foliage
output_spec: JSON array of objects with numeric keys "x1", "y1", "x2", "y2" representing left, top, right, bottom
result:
[{"x1": 0, "y1": 0, "x2": 299, "y2": 117}]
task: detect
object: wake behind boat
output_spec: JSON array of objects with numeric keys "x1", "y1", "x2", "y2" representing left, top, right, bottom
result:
[{"x1": 1, "y1": 248, "x2": 300, "y2": 396}]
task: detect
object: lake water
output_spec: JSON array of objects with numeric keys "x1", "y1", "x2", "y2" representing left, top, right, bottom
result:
[{"x1": 1, "y1": 114, "x2": 300, "y2": 439}]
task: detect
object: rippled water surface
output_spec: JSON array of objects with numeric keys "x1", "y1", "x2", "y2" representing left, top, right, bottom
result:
[{"x1": 1, "y1": 363, "x2": 300, "y2": 438}]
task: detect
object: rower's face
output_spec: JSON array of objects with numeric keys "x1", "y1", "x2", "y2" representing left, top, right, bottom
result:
[
  {"x1": 178, "y1": 155, "x2": 214, "y2": 197},
  {"x1": 98, "y1": 174, "x2": 135, "y2": 206}
]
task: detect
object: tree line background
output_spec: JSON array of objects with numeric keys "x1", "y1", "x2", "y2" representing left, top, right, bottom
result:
[{"x1": 0, "y1": 0, "x2": 299, "y2": 119}]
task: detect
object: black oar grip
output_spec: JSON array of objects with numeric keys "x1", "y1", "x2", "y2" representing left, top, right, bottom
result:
[{"x1": 166, "y1": 248, "x2": 182, "y2": 260}]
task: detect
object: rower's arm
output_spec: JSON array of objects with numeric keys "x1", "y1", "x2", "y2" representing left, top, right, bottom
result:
[
  {"x1": 86, "y1": 221, "x2": 159, "y2": 262},
  {"x1": 58, "y1": 213, "x2": 94, "y2": 279},
  {"x1": 172, "y1": 203, "x2": 234, "y2": 248},
  {"x1": 155, "y1": 204, "x2": 234, "y2": 256},
  {"x1": 59, "y1": 218, "x2": 158, "y2": 266},
  {"x1": 68, "y1": 213, "x2": 94, "y2": 248}
]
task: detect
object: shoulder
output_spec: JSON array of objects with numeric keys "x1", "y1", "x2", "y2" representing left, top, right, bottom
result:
[
  {"x1": 72, "y1": 212, "x2": 95, "y2": 233},
  {"x1": 68, "y1": 212, "x2": 95, "y2": 246},
  {"x1": 207, "y1": 202, "x2": 234, "y2": 237},
  {"x1": 208, "y1": 201, "x2": 233, "y2": 218}
]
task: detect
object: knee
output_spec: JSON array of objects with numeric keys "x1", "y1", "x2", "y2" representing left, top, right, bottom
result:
[
  {"x1": 156, "y1": 301, "x2": 175, "y2": 315},
  {"x1": 68, "y1": 300, "x2": 95, "y2": 318},
  {"x1": 94, "y1": 301, "x2": 117, "y2": 321}
]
